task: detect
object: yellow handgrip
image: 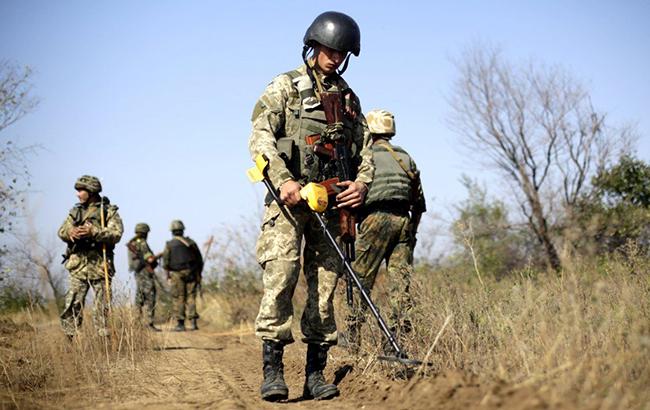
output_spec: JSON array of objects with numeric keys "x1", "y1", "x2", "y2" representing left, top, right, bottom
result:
[
  {"x1": 300, "y1": 183, "x2": 328, "y2": 213},
  {"x1": 246, "y1": 154, "x2": 270, "y2": 182}
]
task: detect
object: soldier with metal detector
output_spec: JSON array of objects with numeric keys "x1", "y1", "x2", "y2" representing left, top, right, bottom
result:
[
  {"x1": 248, "y1": 11, "x2": 373, "y2": 401},
  {"x1": 345, "y1": 109, "x2": 426, "y2": 354},
  {"x1": 58, "y1": 175, "x2": 123, "y2": 339}
]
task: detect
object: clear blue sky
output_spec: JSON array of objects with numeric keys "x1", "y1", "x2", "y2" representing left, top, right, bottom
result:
[{"x1": 2, "y1": 1, "x2": 649, "y2": 287}]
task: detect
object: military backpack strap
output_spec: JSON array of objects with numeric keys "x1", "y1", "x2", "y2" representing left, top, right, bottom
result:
[
  {"x1": 374, "y1": 140, "x2": 416, "y2": 180},
  {"x1": 173, "y1": 235, "x2": 191, "y2": 248}
]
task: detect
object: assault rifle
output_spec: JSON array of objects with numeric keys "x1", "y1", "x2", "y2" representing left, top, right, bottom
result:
[
  {"x1": 247, "y1": 154, "x2": 425, "y2": 366},
  {"x1": 126, "y1": 241, "x2": 163, "y2": 274},
  {"x1": 318, "y1": 91, "x2": 357, "y2": 306}
]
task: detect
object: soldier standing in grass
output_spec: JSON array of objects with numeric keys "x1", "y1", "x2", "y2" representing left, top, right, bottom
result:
[
  {"x1": 249, "y1": 11, "x2": 374, "y2": 402},
  {"x1": 127, "y1": 223, "x2": 161, "y2": 332},
  {"x1": 58, "y1": 175, "x2": 123, "y2": 339},
  {"x1": 345, "y1": 110, "x2": 426, "y2": 353},
  {"x1": 162, "y1": 220, "x2": 203, "y2": 332}
]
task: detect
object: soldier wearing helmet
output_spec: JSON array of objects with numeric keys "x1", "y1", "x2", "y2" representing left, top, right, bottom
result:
[
  {"x1": 58, "y1": 175, "x2": 123, "y2": 339},
  {"x1": 344, "y1": 109, "x2": 426, "y2": 354},
  {"x1": 248, "y1": 11, "x2": 374, "y2": 401},
  {"x1": 127, "y1": 223, "x2": 162, "y2": 332},
  {"x1": 162, "y1": 219, "x2": 203, "y2": 332}
]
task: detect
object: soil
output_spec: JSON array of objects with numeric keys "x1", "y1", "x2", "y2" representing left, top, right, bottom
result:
[{"x1": 1, "y1": 321, "x2": 556, "y2": 410}]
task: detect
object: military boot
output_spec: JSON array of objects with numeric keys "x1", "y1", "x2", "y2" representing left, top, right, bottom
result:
[
  {"x1": 260, "y1": 341, "x2": 289, "y2": 402},
  {"x1": 173, "y1": 319, "x2": 185, "y2": 332},
  {"x1": 148, "y1": 323, "x2": 162, "y2": 332},
  {"x1": 189, "y1": 318, "x2": 198, "y2": 331},
  {"x1": 303, "y1": 344, "x2": 339, "y2": 400}
]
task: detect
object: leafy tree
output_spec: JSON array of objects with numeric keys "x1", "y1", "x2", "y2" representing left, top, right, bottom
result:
[
  {"x1": 452, "y1": 176, "x2": 536, "y2": 279},
  {"x1": 575, "y1": 155, "x2": 650, "y2": 253}
]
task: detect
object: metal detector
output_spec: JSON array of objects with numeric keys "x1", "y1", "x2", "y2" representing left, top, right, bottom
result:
[{"x1": 248, "y1": 154, "x2": 426, "y2": 366}]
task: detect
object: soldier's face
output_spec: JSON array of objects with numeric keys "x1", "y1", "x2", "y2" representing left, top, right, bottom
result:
[
  {"x1": 315, "y1": 45, "x2": 346, "y2": 74},
  {"x1": 76, "y1": 189, "x2": 89, "y2": 204}
]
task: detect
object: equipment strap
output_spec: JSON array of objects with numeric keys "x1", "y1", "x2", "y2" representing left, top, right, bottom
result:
[
  {"x1": 374, "y1": 140, "x2": 416, "y2": 180},
  {"x1": 174, "y1": 235, "x2": 191, "y2": 248}
]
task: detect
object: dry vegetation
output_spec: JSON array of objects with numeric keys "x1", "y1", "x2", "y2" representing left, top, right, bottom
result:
[{"x1": 1, "y1": 248, "x2": 648, "y2": 409}]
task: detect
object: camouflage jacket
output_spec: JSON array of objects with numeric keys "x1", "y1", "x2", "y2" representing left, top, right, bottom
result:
[
  {"x1": 127, "y1": 236, "x2": 154, "y2": 273},
  {"x1": 248, "y1": 63, "x2": 374, "y2": 192},
  {"x1": 58, "y1": 197, "x2": 123, "y2": 280}
]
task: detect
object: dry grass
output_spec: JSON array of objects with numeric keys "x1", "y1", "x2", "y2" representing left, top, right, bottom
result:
[
  {"x1": 345, "y1": 252, "x2": 650, "y2": 409},
  {"x1": 1, "y1": 251, "x2": 648, "y2": 409}
]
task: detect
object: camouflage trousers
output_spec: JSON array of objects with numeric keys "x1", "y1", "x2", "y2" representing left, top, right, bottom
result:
[
  {"x1": 170, "y1": 269, "x2": 199, "y2": 321},
  {"x1": 134, "y1": 270, "x2": 157, "y2": 325},
  {"x1": 348, "y1": 211, "x2": 414, "y2": 340},
  {"x1": 255, "y1": 201, "x2": 341, "y2": 346},
  {"x1": 60, "y1": 276, "x2": 112, "y2": 337}
]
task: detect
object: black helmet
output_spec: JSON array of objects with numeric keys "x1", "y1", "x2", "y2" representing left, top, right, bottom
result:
[{"x1": 303, "y1": 11, "x2": 360, "y2": 56}]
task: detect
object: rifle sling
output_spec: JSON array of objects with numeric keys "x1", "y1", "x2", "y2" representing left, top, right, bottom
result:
[{"x1": 374, "y1": 140, "x2": 416, "y2": 180}]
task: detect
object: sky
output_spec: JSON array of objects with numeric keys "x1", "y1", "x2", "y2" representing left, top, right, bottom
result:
[{"x1": 1, "y1": 1, "x2": 649, "y2": 289}]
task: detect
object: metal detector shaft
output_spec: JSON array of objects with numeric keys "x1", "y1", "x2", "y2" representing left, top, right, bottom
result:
[{"x1": 311, "y1": 212, "x2": 405, "y2": 359}]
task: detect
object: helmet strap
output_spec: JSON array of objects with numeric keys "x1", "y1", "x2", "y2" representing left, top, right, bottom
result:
[{"x1": 337, "y1": 53, "x2": 351, "y2": 75}]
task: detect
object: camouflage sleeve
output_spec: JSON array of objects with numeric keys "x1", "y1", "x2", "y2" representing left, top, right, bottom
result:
[
  {"x1": 57, "y1": 214, "x2": 74, "y2": 243},
  {"x1": 127, "y1": 241, "x2": 141, "y2": 272},
  {"x1": 248, "y1": 75, "x2": 295, "y2": 189},
  {"x1": 353, "y1": 113, "x2": 374, "y2": 185},
  {"x1": 162, "y1": 242, "x2": 170, "y2": 270},
  {"x1": 94, "y1": 206, "x2": 123, "y2": 244}
]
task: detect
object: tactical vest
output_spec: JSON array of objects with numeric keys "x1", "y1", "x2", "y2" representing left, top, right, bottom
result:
[
  {"x1": 275, "y1": 69, "x2": 360, "y2": 184},
  {"x1": 365, "y1": 143, "x2": 414, "y2": 205},
  {"x1": 67, "y1": 199, "x2": 115, "y2": 255},
  {"x1": 166, "y1": 237, "x2": 197, "y2": 271}
]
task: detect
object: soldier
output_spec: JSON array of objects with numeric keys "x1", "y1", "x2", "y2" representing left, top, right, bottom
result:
[
  {"x1": 58, "y1": 175, "x2": 123, "y2": 339},
  {"x1": 162, "y1": 220, "x2": 203, "y2": 332},
  {"x1": 249, "y1": 11, "x2": 373, "y2": 402},
  {"x1": 127, "y1": 223, "x2": 161, "y2": 332},
  {"x1": 346, "y1": 109, "x2": 426, "y2": 353}
]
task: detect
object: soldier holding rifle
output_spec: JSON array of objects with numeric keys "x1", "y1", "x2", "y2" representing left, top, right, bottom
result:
[{"x1": 127, "y1": 222, "x2": 162, "y2": 332}]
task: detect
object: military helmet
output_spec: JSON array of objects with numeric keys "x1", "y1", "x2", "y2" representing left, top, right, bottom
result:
[
  {"x1": 170, "y1": 220, "x2": 185, "y2": 231},
  {"x1": 366, "y1": 109, "x2": 396, "y2": 137},
  {"x1": 303, "y1": 11, "x2": 361, "y2": 56},
  {"x1": 74, "y1": 175, "x2": 102, "y2": 193},
  {"x1": 135, "y1": 223, "x2": 150, "y2": 234}
]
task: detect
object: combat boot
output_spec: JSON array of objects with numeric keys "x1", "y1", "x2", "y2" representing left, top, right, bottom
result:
[
  {"x1": 303, "y1": 344, "x2": 339, "y2": 400},
  {"x1": 148, "y1": 324, "x2": 161, "y2": 332},
  {"x1": 173, "y1": 319, "x2": 185, "y2": 332},
  {"x1": 260, "y1": 340, "x2": 289, "y2": 402},
  {"x1": 189, "y1": 318, "x2": 199, "y2": 331}
]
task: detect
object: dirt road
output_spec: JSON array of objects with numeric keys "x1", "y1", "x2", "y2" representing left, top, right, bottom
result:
[{"x1": 87, "y1": 325, "x2": 548, "y2": 410}]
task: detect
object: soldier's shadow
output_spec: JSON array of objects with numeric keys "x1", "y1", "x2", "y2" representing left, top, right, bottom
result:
[{"x1": 285, "y1": 364, "x2": 353, "y2": 403}]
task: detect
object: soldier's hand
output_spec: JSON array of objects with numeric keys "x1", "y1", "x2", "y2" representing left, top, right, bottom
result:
[
  {"x1": 336, "y1": 181, "x2": 367, "y2": 209},
  {"x1": 76, "y1": 222, "x2": 93, "y2": 238},
  {"x1": 280, "y1": 180, "x2": 302, "y2": 207},
  {"x1": 68, "y1": 227, "x2": 82, "y2": 241},
  {"x1": 146, "y1": 256, "x2": 155, "y2": 264}
]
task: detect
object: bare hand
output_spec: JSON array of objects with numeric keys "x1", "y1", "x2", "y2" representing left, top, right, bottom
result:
[
  {"x1": 335, "y1": 181, "x2": 367, "y2": 209},
  {"x1": 68, "y1": 227, "x2": 83, "y2": 241},
  {"x1": 280, "y1": 180, "x2": 302, "y2": 207},
  {"x1": 76, "y1": 222, "x2": 93, "y2": 238},
  {"x1": 146, "y1": 256, "x2": 155, "y2": 264}
]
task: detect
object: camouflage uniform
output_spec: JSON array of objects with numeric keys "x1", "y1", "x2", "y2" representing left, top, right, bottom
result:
[
  {"x1": 348, "y1": 109, "x2": 426, "y2": 348},
  {"x1": 250, "y1": 63, "x2": 373, "y2": 347},
  {"x1": 127, "y1": 230, "x2": 157, "y2": 327},
  {"x1": 162, "y1": 228, "x2": 203, "y2": 326},
  {"x1": 58, "y1": 177, "x2": 123, "y2": 337}
]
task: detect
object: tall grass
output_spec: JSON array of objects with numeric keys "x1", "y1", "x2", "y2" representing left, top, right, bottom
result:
[{"x1": 345, "y1": 250, "x2": 650, "y2": 408}]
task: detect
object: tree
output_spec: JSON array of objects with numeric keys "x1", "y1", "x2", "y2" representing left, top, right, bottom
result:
[
  {"x1": 449, "y1": 45, "x2": 631, "y2": 271},
  {"x1": 575, "y1": 155, "x2": 650, "y2": 253},
  {"x1": 452, "y1": 176, "x2": 535, "y2": 279},
  {"x1": 0, "y1": 60, "x2": 38, "y2": 266}
]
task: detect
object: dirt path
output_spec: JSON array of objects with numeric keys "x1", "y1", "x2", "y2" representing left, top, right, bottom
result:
[
  {"x1": 97, "y1": 326, "x2": 391, "y2": 410},
  {"x1": 1, "y1": 320, "x2": 552, "y2": 410}
]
